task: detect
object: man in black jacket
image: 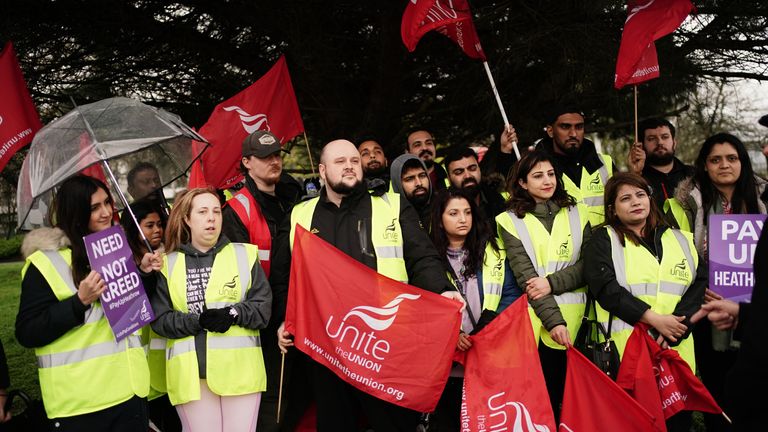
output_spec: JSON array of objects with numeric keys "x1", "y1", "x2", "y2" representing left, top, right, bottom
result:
[
  {"x1": 271, "y1": 139, "x2": 461, "y2": 431},
  {"x1": 221, "y1": 130, "x2": 303, "y2": 432},
  {"x1": 627, "y1": 118, "x2": 695, "y2": 208},
  {"x1": 443, "y1": 146, "x2": 507, "y2": 226}
]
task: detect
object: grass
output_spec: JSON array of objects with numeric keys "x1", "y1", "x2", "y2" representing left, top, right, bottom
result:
[{"x1": 0, "y1": 261, "x2": 41, "y2": 401}]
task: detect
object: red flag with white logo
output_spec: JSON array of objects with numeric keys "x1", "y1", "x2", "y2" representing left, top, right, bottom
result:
[
  {"x1": 284, "y1": 225, "x2": 462, "y2": 412},
  {"x1": 0, "y1": 42, "x2": 42, "y2": 173},
  {"x1": 614, "y1": 0, "x2": 694, "y2": 89},
  {"x1": 618, "y1": 324, "x2": 722, "y2": 421},
  {"x1": 457, "y1": 297, "x2": 556, "y2": 432},
  {"x1": 401, "y1": 0, "x2": 487, "y2": 61},
  {"x1": 199, "y1": 55, "x2": 303, "y2": 189},
  {"x1": 560, "y1": 348, "x2": 661, "y2": 432}
]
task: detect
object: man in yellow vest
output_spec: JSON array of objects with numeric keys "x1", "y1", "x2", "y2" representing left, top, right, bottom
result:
[
  {"x1": 271, "y1": 139, "x2": 462, "y2": 431},
  {"x1": 221, "y1": 130, "x2": 303, "y2": 432},
  {"x1": 535, "y1": 105, "x2": 616, "y2": 226}
]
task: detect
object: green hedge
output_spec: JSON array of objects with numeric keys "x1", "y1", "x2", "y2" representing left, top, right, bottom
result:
[{"x1": 0, "y1": 235, "x2": 23, "y2": 259}]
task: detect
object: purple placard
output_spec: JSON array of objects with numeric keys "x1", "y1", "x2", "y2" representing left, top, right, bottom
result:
[
  {"x1": 708, "y1": 214, "x2": 766, "y2": 302},
  {"x1": 84, "y1": 225, "x2": 154, "y2": 341}
]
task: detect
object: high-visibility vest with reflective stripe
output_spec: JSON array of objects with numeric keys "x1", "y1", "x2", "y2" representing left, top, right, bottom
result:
[
  {"x1": 560, "y1": 153, "x2": 612, "y2": 226},
  {"x1": 227, "y1": 190, "x2": 272, "y2": 277},
  {"x1": 447, "y1": 241, "x2": 506, "y2": 314},
  {"x1": 664, "y1": 198, "x2": 691, "y2": 232},
  {"x1": 142, "y1": 326, "x2": 167, "y2": 398},
  {"x1": 600, "y1": 226, "x2": 698, "y2": 370},
  {"x1": 24, "y1": 249, "x2": 149, "y2": 419},
  {"x1": 163, "y1": 243, "x2": 266, "y2": 406},
  {"x1": 496, "y1": 204, "x2": 589, "y2": 349},
  {"x1": 290, "y1": 193, "x2": 408, "y2": 282}
]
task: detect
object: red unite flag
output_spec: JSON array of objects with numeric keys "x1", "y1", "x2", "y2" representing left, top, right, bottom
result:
[
  {"x1": 0, "y1": 42, "x2": 42, "y2": 173},
  {"x1": 614, "y1": 0, "x2": 694, "y2": 89},
  {"x1": 618, "y1": 324, "x2": 722, "y2": 422},
  {"x1": 458, "y1": 297, "x2": 556, "y2": 432},
  {"x1": 199, "y1": 55, "x2": 304, "y2": 189},
  {"x1": 560, "y1": 348, "x2": 661, "y2": 432},
  {"x1": 401, "y1": 0, "x2": 486, "y2": 61},
  {"x1": 284, "y1": 225, "x2": 463, "y2": 412}
]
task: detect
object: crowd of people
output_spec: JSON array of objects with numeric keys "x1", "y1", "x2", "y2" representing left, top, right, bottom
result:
[{"x1": 6, "y1": 106, "x2": 768, "y2": 432}]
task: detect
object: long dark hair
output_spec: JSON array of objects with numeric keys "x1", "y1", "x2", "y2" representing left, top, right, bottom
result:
[
  {"x1": 429, "y1": 187, "x2": 499, "y2": 278},
  {"x1": 120, "y1": 199, "x2": 166, "y2": 262},
  {"x1": 506, "y1": 150, "x2": 575, "y2": 217},
  {"x1": 53, "y1": 175, "x2": 114, "y2": 286},
  {"x1": 694, "y1": 133, "x2": 760, "y2": 224},
  {"x1": 603, "y1": 173, "x2": 665, "y2": 246}
]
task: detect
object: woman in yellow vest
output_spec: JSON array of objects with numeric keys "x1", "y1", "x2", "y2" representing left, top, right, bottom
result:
[
  {"x1": 428, "y1": 187, "x2": 522, "y2": 431},
  {"x1": 584, "y1": 173, "x2": 706, "y2": 432},
  {"x1": 496, "y1": 150, "x2": 590, "y2": 422},
  {"x1": 664, "y1": 133, "x2": 767, "y2": 432},
  {"x1": 149, "y1": 187, "x2": 271, "y2": 432},
  {"x1": 16, "y1": 175, "x2": 156, "y2": 431}
]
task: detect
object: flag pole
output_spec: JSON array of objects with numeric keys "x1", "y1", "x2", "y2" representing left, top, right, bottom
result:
[
  {"x1": 633, "y1": 85, "x2": 639, "y2": 144},
  {"x1": 482, "y1": 61, "x2": 520, "y2": 160},
  {"x1": 722, "y1": 411, "x2": 732, "y2": 424},
  {"x1": 276, "y1": 352, "x2": 286, "y2": 423},
  {"x1": 303, "y1": 132, "x2": 316, "y2": 175}
]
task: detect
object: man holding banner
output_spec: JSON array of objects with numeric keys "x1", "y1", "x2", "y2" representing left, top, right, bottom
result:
[{"x1": 271, "y1": 139, "x2": 463, "y2": 430}]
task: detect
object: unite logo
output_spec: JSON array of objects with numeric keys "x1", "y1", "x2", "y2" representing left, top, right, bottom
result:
[
  {"x1": 482, "y1": 392, "x2": 551, "y2": 432},
  {"x1": 222, "y1": 105, "x2": 271, "y2": 134},
  {"x1": 326, "y1": 293, "x2": 420, "y2": 365},
  {"x1": 383, "y1": 218, "x2": 399, "y2": 241},
  {"x1": 587, "y1": 176, "x2": 603, "y2": 192},
  {"x1": 670, "y1": 259, "x2": 690, "y2": 280},
  {"x1": 218, "y1": 275, "x2": 239, "y2": 300}
]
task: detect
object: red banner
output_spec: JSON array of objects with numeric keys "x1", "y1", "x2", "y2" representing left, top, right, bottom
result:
[
  {"x1": 401, "y1": 0, "x2": 486, "y2": 61},
  {"x1": 0, "y1": 42, "x2": 42, "y2": 173},
  {"x1": 614, "y1": 0, "x2": 694, "y2": 89},
  {"x1": 285, "y1": 225, "x2": 462, "y2": 412},
  {"x1": 199, "y1": 55, "x2": 304, "y2": 189},
  {"x1": 458, "y1": 297, "x2": 556, "y2": 432},
  {"x1": 617, "y1": 324, "x2": 721, "y2": 421},
  {"x1": 560, "y1": 348, "x2": 661, "y2": 432}
]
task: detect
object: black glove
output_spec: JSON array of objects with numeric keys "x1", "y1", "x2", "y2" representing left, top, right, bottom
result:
[
  {"x1": 199, "y1": 307, "x2": 237, "y2": 333},
  {"x1": 469, "y1": 309, "x2": 499, "y2": 335}
]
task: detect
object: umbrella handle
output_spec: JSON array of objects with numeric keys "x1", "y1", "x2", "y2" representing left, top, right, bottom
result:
[{"x1": 100, "y1": 160, "x2": 154, "y2": 253}]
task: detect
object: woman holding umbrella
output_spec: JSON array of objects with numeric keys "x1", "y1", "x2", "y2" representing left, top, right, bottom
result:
[
  {"x1": 149, "y1": 187, "x2": 271, "y2": 432},
  {"x1": 16, "y1": 174, "x2": 161, "y2": 431}
]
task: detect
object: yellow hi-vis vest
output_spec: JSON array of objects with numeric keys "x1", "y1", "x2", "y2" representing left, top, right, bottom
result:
[
  {"x1": 290, "y1": 193, "x2": 408, "y2": 282},
  {"x1": 446, "y1": 240, "x2": 506, "y2": 314},
  {"x1": 560, "y1": 153, "x2": 612, "y2": 227},
  {"x1": 24, "y1": 249, "x2": 149, "y2": 419},
  {"x1": 496, "y1": 204, "x2": 589, "y2": 350},
  {"x1": 664, "y1": 198, "x2": 692, "y2": 233},
  {"x1": 601, "y1": 226, "x2": 698, "y2": 370},
  {"x1": 163, "y1": 243, "x2": 266, "y2": 406},
  {"x1": 144, "y1": 326, "x2": 167, "y2": 398}
]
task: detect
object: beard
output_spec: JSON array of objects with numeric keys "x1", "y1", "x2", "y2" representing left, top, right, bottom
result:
[
  {"x1": 647, "y1": 151, "x2": 675, "y2": 166},
  {"x1": 407, "y1": 188, "x2": 430, "y2": 208},
  {"x1": 556, "y1": 139, "x2": 580, "y2": 156},
  {"x1": 327, "y1": 175, "x2": 362, "y2": 195},
  {"x1": 364, "y1": 163, "x2": 387, "y2": 178},
  {"x1": 460, "y1": 178, "x2": 480, "y2": 197}
]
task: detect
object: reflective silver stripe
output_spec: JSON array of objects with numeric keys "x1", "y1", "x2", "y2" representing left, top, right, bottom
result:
[
  {"x1": 670, "y1": 229, "x2": 696, "y2": 296},
  {"x1": 208, "y1": 302, "x2": 235, "y2": 308},
  {"x1": 628, "y1": 283, "x2": 657, "y2": 297},
  {"x1": 233, "y1": 193, "x2": 251, "y2": 219},
  {"x1": 258, "y1": 249, "x2": 270, "y2": 262},
  {"x1": 507, "y1": 212, "x2": 545, "y2": 276},
  {"x1": 233, "y1": 243, "x2": 250, "y2": 299},
  {"x1": 38, "y1": 335, "x2": 142, "y2": 368},
  {"x1": 599, "y1": 317, "x2": 633, "y2": 334},
  {"x1": 166, "y1": 252, "x2": 180, "y2": 279},
  {"x1": 583, "y1": 196, "x2": 604, "y2": 207},
  {"x1": 42, "y1": 251, "x2": 77, "y2": 293},
  {"x1": 167, "y1": 338, "x2": 195, "y2": 360},
  {"x1": 208, "y1": 335, "x2": 261, "y2": 350},
  {"x1": 149, "y1": 338, "x2": 166, "y2": 350},
  {"x1": 607, "y1": 227, "x2": 628, "y2": 289},
  {"x1": 375, "y1": 246, "x2": 403, "y2": 259},
  {"x1": 660, "y1": 281, "x2": 687, "y2": 297},
  {"x1": 43, "y1": 251, "x2": 104, "y2": 324},
  {"x1": 554, "y1": 291, "x2": 586, "y2": 306},
  {"x1": 566, "y1": 206, "x2": 583, "y2": 266},
  {"x1": 595, "y1": 153, "x2": 611, "y2": 187},
  {"x1": 485, "y1": 282, "x2": 502, "y2": 297}
]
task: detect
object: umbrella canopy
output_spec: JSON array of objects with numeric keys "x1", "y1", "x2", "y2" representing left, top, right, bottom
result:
[{"x1": 17, "y1": 97, "x2": 209, "y2": 229}]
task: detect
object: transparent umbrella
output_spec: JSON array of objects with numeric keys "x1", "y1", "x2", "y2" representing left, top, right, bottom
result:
[{"x1": 17, "y1": 97, "x2": 209, "y2": 245}]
